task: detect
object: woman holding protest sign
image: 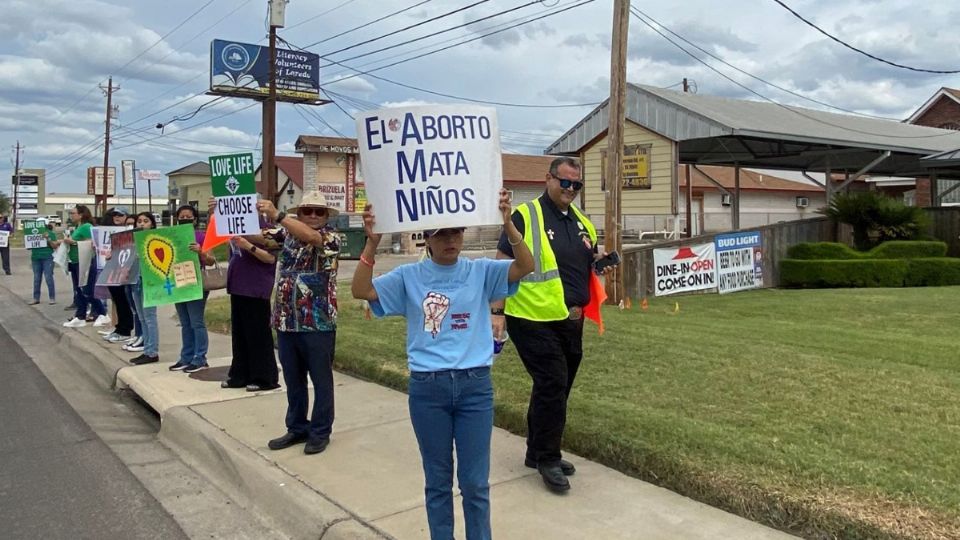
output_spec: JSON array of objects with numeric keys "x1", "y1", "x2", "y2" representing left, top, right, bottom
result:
[
  {"x1": 351, "y1": 189, "x2": 533, "y2": 540},
  {"x1": 63, "y1": 205, "x2": 109, "y2": 328},
  {"x1": 28, "y1": 219, "x2": 59, "y2": 305},
  {"x1": 208, "y1": 198, "x2": 281, "y2": 392},
  {"x1": 129, "y1": 212, "x2": 161, "y2": 365},
  {"x1": 169, "y1": 204, "x2": 214, "y2": 374}
]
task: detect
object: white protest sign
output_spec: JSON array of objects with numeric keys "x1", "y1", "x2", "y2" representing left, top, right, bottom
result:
[
  {"x1": 715, "y1": 231, "x2": 763, "y2": 294},
  {"x1": 653, "y1": 243, "x2": 717, "y2": 296},
  {"x1": 209, "y1": 153, "x2": 260, "y2": 237},
  {"x1": 92, "y1": 226, "x2": 130, "y2": 269},
  {"x1": 0, "y1": 231, "x2": 9, "y2": 248},
  {"x1": 22, "y1": 220, "x2": 47, "y2": 249},
  {"x1": 356, "y1": 105, "x2": 502, "y2": 233}
]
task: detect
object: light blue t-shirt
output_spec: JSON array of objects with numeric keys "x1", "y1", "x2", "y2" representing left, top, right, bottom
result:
[{"x1": 371, "y1": 257, "x2": 518, "y2": 372}]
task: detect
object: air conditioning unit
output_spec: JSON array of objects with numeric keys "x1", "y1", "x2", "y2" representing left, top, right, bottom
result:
[
  {"x1": 796, "y1": 196, "x2": 810, "y2": 208},
  {"x1": 720, "y1": 193, "x2": 732, "y2": 206}
]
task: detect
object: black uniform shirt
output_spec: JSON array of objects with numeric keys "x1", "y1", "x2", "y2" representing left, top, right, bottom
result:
[{"x1": 498, "y1": 193, "x2": 595, "y2": 307}]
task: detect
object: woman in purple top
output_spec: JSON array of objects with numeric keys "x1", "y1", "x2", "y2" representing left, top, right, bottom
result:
[
  {"x1": 0, "y1": 214, "x2": 12, "y2": 275},
  {"x1": 211, "y1": 200, "x2": 280, "y2": 392},
  {"x1": 169, "y1": 205, "x2": 214, "y2": 374}
]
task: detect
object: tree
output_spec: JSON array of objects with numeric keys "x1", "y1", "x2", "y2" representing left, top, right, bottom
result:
[
  {"x1": 0, "y1": 192, "x2": 10, "y2": 217},
  {"x1": 821, "y1": 191, "x2": 928, "y2": 250}
]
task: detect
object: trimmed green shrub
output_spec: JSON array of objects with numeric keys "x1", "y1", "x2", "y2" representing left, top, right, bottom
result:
[
  {"x1": 903, "y1": 258, "x2": 960, "y2": 287},
  {"x1": 868, "y1": 240, "x2": 947, "y2": 259},
  {"x1": 786, "y1": 242, "x2": 864, "y2": 260},
  {"x1": 780, "y1": 259, "x2": 909, "y2": 288}
]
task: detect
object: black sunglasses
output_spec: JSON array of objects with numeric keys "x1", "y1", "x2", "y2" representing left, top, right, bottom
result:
[
  {"x1": 299, "y1": 207, "x2": 327, "y2": 217},
  {"x1": 551, "y1": 174, "x2": 583, "y2": 191}
]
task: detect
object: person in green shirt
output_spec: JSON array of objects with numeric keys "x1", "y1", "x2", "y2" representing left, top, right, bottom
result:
[
  {"x1": 62, "y1": 205, "x2": 108, "y2": 327},
  {"x1": 28, "y1": 220, "x2": 60, "y2": 305}
]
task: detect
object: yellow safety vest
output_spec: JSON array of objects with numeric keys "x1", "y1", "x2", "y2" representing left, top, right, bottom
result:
[{"x1": 505, "y1": 199, "x2": 597, "y2": 322}]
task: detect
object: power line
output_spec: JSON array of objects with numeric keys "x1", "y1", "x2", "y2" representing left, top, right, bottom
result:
[
  {"x1": 282, "y1": 1, "x2": 600, "y2": 109},
  {"x1": 119, "y1": 0, "x2": 253, "y2": 85},
  {"x1": 306, "y1": 0, "x2": 493, "y2": 53},
  {"x1": 113, "y1": 102, "x2": 258, "y2": 151},
  {"x1": 632, "y1": 7, "x2": 896, "y2": 120},
  {"x1": 113, "y1": 0, "x2": 219, "y2": 78},
  {"x1": 318, "y1": 0, "x2": 544, "y2": 69},
  {"x1": 294, "y1": 104, "x2": 347, "y2": 138},
  {"x1": 629, "y1": 7, "x2": 958, "y2": 140},
  {"x1": 286, "y1": 0, "x2": 363, "y2": 31},
  {"x1": 770, "y1": 0, "x2": 960, "y2": 75},
  {"x1": 302, "y1": 0, "x2": 433, "y2": 47}
]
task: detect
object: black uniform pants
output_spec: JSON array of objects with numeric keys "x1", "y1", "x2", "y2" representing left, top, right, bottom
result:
[
  {"x1": 108, "y1": 285, "x2": 134, "y2": 336},
  {"x1": 505, "y1": 314, "x2": 584, "y2": 464},
  {"x1": 227, "y1": 294, "x2": 278, "y2": 386}
]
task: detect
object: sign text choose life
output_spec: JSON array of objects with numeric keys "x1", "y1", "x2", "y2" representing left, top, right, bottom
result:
[{"x1": 209, "y1": 153, "x2": 259, "y2": 237}]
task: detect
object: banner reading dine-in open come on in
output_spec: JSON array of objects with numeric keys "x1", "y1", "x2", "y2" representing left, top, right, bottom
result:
[{"x1": 356, "y1": 105, "x2": 502, "y2": 234}]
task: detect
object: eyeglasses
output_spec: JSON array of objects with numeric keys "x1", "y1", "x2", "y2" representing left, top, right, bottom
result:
[
  {"x1": 299, "y1": 207, "x2": 327, "y2": 217},
  {"x1": 551, "y1": 174, "x2": 583, "y2": 191}
]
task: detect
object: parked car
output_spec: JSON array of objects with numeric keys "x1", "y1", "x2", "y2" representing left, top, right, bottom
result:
[{"x1": 44, "y1": 214, "x2": 63, "y2": 226}]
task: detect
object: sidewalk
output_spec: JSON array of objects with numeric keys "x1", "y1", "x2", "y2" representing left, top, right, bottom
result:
[{"x1": 0, "y1": 249, "x2": 797, "y2": 540}]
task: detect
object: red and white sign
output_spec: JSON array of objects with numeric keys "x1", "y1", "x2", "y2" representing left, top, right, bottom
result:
[{"x1": 653, "y1": 243, "x2": 717, "y2": 296}]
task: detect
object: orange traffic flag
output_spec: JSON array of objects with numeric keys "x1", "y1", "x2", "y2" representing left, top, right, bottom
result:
[
  {"x1": 201, "y1": 217, "x2": 231, "y2": 253},
  {"x1": 583, "y1": 272, "x2": 607, "y2": 335},
  {"x1": 640, "y1": 298, "x2": 649, "y2": 311}
]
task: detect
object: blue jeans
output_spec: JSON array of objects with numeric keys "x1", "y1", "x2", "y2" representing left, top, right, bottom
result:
[
  {"x1": 277, "y1": 331, "x2": 335, "y2": 441},
  {"x1": 125, "y1": 285, "x2": 141, "y2": 337},
  {"x1": 75, "y1": 260, "x2": 106, "y2": 319},
  {"x1": 32, "y1": 257, "x2": 55, "y2": 302},
  {"x1": 408, "y1": 367, "x2": 494, "y2": 540},
  {"x1": 174, "y1": 295, "x2": 208, "y2": 366},
  {"x1": 131, "y1": 280, "x2": 159, "y2": 356}
]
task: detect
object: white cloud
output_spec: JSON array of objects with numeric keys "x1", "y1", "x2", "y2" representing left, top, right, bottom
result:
[{"x1": 325, "y1": 75, "x2": 377, "y2": 95}]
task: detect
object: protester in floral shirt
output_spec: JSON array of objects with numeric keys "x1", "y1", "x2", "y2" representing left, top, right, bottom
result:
[{"x1": 257, "y1": 192, "x2": 340, "y2": 456}]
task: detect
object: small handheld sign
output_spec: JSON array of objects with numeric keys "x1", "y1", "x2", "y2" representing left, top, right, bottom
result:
[
  {"x1": 357, "y1": 105, "x2": 502, "y2": 234},
  {"x1": 209, "y1": 153, "x2": 260, "y2": 237},
  {"x1": 22, "y1": 220, "x2": 47, "y2": 250}
]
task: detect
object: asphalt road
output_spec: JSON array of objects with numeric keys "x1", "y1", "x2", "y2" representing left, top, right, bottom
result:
[{"x1": 0, "y1": 324, "x2": 187, "y2": 540}]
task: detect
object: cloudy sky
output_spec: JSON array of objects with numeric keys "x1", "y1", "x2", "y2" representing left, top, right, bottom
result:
[{"x1": 2, "y1": 0, "x2": 959, "y2": 196}]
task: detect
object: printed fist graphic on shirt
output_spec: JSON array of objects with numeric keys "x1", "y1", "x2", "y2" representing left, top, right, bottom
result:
[{"x1": 422, "y1": 292, "x2": 450, "y2": 338}]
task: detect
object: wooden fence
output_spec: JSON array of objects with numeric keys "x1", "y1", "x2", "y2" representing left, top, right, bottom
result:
[{"x1": 925, "y1": 207, "x2": 960, "y2": 256}]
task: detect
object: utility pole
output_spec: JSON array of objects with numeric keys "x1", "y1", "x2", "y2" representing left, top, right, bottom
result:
[
  {"x1": 99, "y1": 77, "x2": 118, "y2": 218},
  {"x1": 683, "y1": 78, "x2": 692, "y2": 238},
  {"x1": 603, "y1": 0, "x2": 629, "y2": 304},
  {"x1": 263, "y1": 0, "x2": 287, "y2": 205},
  {"x1": 11, "y1": 141, "x2": 22, "y2": 230}
]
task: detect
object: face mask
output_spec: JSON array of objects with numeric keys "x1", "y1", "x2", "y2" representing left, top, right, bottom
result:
[{"x1": 178, "y1": 218, "x2": 194, "y2": 226}]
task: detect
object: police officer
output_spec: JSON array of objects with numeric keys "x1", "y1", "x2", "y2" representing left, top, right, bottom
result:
[{"x1": 492, "y1": 156, "x2": 615, "y2": 493}]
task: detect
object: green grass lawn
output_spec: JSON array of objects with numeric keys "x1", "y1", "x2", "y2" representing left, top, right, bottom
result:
[{"x1": 206, "y1": 287, "x2": 960, "y2": 540}]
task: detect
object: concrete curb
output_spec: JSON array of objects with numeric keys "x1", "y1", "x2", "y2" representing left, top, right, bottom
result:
[{"x1": 159, "y1": 406, "x2": 391, "y2": 540}]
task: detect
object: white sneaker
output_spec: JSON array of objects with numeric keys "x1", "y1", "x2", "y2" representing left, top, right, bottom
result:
[
  {"x1": 130, "y1": 336, "x2": 143, "y2": 347},
  {"x1": 107, "y1": 333, "x2": 129, "y2": 343},
  {"x1": 97, "y1": 329, "x2": 115, "y2": 336},
  {"x1": 63, "y1": 317, "x2": 87, "y2": 328},
  {"x1": 124, "y1": 336, "x2": 139, "y2": 345},
  {"x1": 93, "y1": 315, "x2": 112, "y2": 327},
  {"x1": 124, "y1": 343, "x2": 145, "y2": 352},
  {"x1": 101, "y1": 332, "x2": 118, "y2": 341}
]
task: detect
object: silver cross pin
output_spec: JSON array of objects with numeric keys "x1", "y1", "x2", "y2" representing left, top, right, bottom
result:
[{"x1": 546, "y1": 229, "x2": 555, "y2": 240}]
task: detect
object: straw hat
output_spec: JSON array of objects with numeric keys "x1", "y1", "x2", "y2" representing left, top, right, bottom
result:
[{"x1": 288, "y1": 191, "x2": 339, "y2": 218}]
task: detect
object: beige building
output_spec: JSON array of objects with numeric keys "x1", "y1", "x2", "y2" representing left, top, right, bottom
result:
[{"x1": 166, "y1": 161, "x2": 212, "y2": 213}]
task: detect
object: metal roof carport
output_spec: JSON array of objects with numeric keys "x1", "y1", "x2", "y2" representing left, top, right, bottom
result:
[{"x1": 548, "y1": 84, "x2": 960, "y2": 229}]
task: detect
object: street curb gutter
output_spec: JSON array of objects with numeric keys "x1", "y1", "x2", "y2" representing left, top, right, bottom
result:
[
  {"x1": 56, "y1": 328, "x2": 128, "y2": 390},
  {"x1": 159, "y1": 406, "x2": 391, "y2": 540}
]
